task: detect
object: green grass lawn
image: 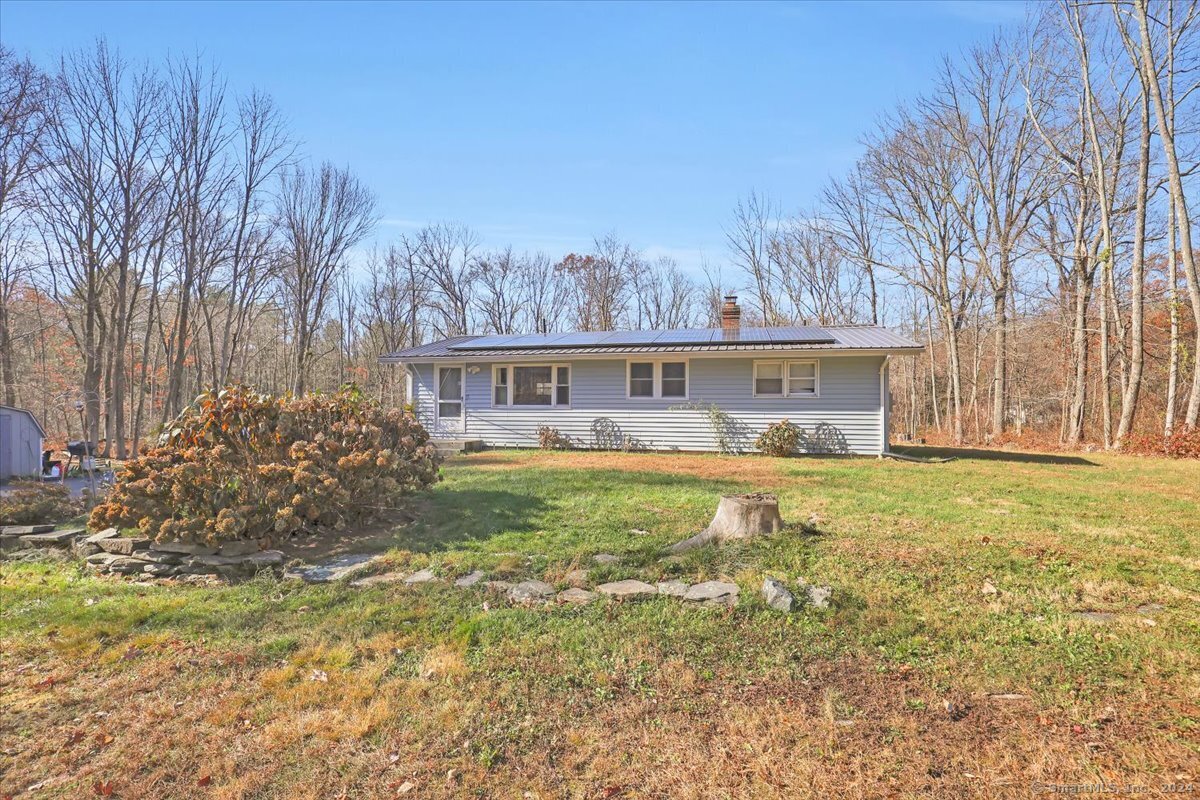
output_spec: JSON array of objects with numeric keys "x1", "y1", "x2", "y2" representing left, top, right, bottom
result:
[{"x1": 2, "y1": 448, "x2": 1197, "y2": 798}]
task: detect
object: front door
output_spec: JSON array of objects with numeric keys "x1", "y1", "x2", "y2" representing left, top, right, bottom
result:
[{"x1": 434, "y1": 365, "x2": 464, "y2": 435}]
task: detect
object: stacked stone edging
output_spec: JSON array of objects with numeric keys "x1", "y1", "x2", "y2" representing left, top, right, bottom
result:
[{"x1": 81, "y1": 531, "x2": 285, "y2": 579}]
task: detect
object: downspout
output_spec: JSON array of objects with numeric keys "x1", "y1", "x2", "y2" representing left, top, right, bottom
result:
[{"x1": 879, "y1": 355, "x2": 891, "y2": 456}]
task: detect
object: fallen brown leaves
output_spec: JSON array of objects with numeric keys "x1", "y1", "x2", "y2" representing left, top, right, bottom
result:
[{"x1": 2, "y1": 646, "x2": 1194, "y2": 799}]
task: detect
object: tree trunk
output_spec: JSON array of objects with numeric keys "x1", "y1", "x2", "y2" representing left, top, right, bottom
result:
[
  {"x1": 0, "y1": 301, "x2": 15, "y2": 406},
  {"x1": 1116, "y1": 88, "x2": 1150, "y2": 445},
  {"x1": 991, "y1": 269, "x2": 1008, "y2": 437},
  {"x1": 1165, "y1": 199, "x2": 1179, "y2": 436},
  {"x1": 1135, "y1": 0, "x2": 1200, "y2": 429},
  {"x1": 667, "y1": 494, "x2": 784, "y2": 554},
  {"x1": 1066, "y1": 266, "x2": 1092, "y2": 447}
]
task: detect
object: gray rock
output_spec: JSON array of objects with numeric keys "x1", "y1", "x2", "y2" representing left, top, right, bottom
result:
[
  {"x1": 151, "y1": 541, "x2": 218, "y2": 556},
  {"x1": 657, "y1": 579, "x2": 689, "y2": 598},
  {"x1": 592, "y1": 553, "x2": 620, "y2": 565},
  {"x1": 350, "y1": 571, "x2": 407, "y2": 588},
  {"x1": 454, "y1": 570, "x2": 486, "y2": 588},
  {"x1": 128, "y1": 550, "x2": 184, "y2": 565},
  {"x1": 507, "y1": 580, "x2": 556, "y2": 604},
  {"x1": 217, "y1": 540, "x2": 262, "y2": 557},
  {"x1": 806, "y1": 586, "x2": 832, "y2": 609},
  {"x1": 683, "y1": 581, "x2": 740, "y2": 606},
  {"x1": 188, "y1": 554, "x2": 245, "y2": 568},
  {"x1": 85, "y1": 551, "x2": 121, "y2": 568},
  {"x1": 20, "y1": 528, "x2": 83, "y2": 546},
  {"x1": 762, "y1": 578, "x2": 795, "y2": 612},
  {"x1": 143, "y1": 563, "x2": 178, "y2": 577},
  {"x1": 242, "y1": 550, "x2": 284, "y2": 569},
  {"x1": 0, "y1": 535, "x2": 33, "y2": 552},
  {"x1": 596, "y1": 579, "x2": 658, "y2": 599},
  {"x1": 797, "y1": 578, "x2": 832, "y2": 610},
  {"x1": 174, "y1": 562, "x2": 214, "y2": 575},
  {"x1": 286, "y1": 553, "x2": 382, "y2": 583},
  {"x1": 108, "y1": 556, "x2": 149, "y2": 574},
  {"x1": 1136, "y1": 603, "x2": 1164, "y2": 615},
  {"x1": 404, "y1": 568, "x2": 438, "y2": 585},
  {"x1": 84, "y1": 527, "x2": 120, "y2": 544},
  {"x1": 564, "y1": 569, "x2": 589, "y2": 588},
  {"x1": 0, "y1": 524, "x2": 54, "y2": 535},
  {"x1": 73, "y1": 542, "x2": 103, "y2": 558},
  {"x1": 98, "y1": 537, "x2": 151, "y2": 555},
  {"x1": 557, "y1": 588, "x2": 597, "y2": 604}
]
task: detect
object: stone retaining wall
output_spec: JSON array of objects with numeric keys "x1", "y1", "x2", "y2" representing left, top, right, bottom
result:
[{"x1": 2, "y1": 525, "x2": 283, "y2": 581}]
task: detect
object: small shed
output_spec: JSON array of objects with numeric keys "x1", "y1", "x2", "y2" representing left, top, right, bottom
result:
[{"x1": 0, "y1": 405, "x2": 46, "y2": 482}]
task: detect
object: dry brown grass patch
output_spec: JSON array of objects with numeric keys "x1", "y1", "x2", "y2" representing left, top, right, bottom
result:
[
  {"x1": 2, "y1": 648, "x2": 1196, "y2": 799},
  {"x1": 453, "y1": 449, "x2": 796, "y2": 486}
]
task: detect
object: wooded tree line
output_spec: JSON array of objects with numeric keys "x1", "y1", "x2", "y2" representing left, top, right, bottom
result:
[
  {"x1": 2, "y1": 0, "x2": 1198, "y2": 454},
  {"x1": 727, "y1": 0, "x2": 1200, "y2": 447},
  {"x1": 0, "y1": 40, "x2": 722, "y2": 453}
]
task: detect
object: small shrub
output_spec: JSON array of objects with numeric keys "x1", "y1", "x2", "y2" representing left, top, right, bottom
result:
[
  {"x1": 89, "y1": 384, "x2": 440, "y2": 545},
  {"x1": 670, "y1": 400, "x2": 745, "y2": 454},
  {"x1": 537, "y1": 426, "x2": 572, "y2": 450},
  {"x1": 756, "y1": 419, "x2": 804, "y2": 457},
  {"x1": 0, "y1": 481, "x2": 84, "y2": 526}
]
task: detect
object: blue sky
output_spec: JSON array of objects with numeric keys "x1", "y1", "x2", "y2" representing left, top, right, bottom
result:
[{"x1": 1, "y1": 0, "x2": 1024, "y2": 275}]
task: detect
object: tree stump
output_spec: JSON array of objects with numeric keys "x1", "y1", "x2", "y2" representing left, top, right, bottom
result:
[{"x1": 667, "y1": 493, "x2": 783, "y2": 554}]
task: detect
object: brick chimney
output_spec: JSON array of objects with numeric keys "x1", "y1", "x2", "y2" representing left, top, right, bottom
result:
[{"x1": 720, "y1": 295, "x2": 741, "y2": 330}]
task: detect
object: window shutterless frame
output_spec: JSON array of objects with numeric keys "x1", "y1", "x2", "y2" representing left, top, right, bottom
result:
[
  {"x1": 752, "y1": 359, "x2": 819, "y2": 398},
  {"x1": 625, "y1": 359, "x2": 689, "y2": 400},
  {"x1": 491, "y1": 363, "x2": 571, "y2": 408}
]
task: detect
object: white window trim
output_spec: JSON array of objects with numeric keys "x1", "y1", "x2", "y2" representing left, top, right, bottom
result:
[
  {"x1": 625, "y1": 358, "x2": 690, "y2": 401},
  {"x1": 434, "y1": 363, "x2": 466, "y2": 423},
  {"x1": 752, "y1": 359, "x2": 820, "y2": 399},
  {"x1": 491, "y1": 363, "x2": 572, "y2": 408}
]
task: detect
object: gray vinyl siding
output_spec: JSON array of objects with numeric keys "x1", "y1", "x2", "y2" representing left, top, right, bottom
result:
[
  {"x1": 0, "y1": 406, "x2": 46, "y2": 480},
  {"x1": 408, "y1": 355, "x2": 887, "y2": 455}
]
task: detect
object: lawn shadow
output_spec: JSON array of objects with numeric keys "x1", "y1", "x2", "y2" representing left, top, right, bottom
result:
[
  {"x1": 892, "y1": 445, "x2": 1099, "y2": 467},
  {"x1": 401, "y1": 488, "x2": 553, "y2": 553},
  {"x1": 404, "y1": 468, "x2": 755, "y2": 555},
  {"x1": 273, "y1": 488, "x2": 555, "y2": 563}
]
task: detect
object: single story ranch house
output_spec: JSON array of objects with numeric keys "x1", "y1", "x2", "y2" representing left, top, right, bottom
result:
[{"x1": 381, "y1": 297, "x2": 922, "y2": 455}]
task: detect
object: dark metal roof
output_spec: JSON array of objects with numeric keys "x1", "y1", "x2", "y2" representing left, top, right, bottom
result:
[
  {"x1": 452, "y1": 326, "x2": 837, "y2": 351},
  {"x1": 381, "y1": 326, "x2": 922, "y2": 362}
]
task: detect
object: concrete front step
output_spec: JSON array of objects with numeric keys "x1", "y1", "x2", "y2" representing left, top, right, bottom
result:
[{"x1": 433, "y1": 439, "x2": 485, "y2": 455}]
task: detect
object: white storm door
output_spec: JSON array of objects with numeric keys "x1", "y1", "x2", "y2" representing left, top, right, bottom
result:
[{"x1": 434, "y1": 365, "x2": 465, "y2": 434}]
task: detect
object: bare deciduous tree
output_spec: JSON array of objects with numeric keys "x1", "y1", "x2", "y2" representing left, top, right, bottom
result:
[
  {"x1": 0, "y1": 47, "x2": 49, "y2": 407},
  {"x1": 277, "y1": 162, "x2": 376, "y2": 395}
]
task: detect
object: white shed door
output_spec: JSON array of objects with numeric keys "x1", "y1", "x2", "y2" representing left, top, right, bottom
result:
[{"x1": 434, "y1": 366, "x2": 464, "y2": 435}]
